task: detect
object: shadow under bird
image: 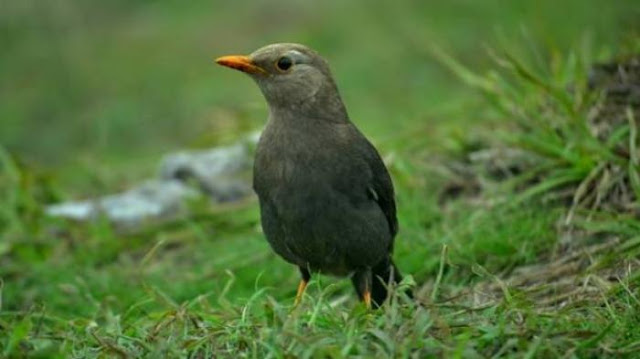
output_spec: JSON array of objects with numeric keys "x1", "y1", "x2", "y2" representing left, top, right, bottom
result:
[{"x1": 215, "y1": 43, "x2": 411, "y2": 308}]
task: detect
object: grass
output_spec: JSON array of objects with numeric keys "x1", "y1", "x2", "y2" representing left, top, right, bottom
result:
[{"x1": 2, "y1": 1, "x2": 640, "y2": 357}]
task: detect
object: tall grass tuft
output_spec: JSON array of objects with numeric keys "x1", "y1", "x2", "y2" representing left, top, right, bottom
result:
[{"x1": 432, "y1": 42, "x2": 640, "y2": 225}]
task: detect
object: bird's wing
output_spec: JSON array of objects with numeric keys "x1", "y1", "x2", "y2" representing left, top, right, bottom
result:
[{"x1": 360, "y1": 137, "x2": 398, "y2": 239}]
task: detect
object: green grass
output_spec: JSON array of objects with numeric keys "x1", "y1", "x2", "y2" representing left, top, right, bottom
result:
[{"x1": 2, "y1": 1, "x2": 640, "y2": 357}]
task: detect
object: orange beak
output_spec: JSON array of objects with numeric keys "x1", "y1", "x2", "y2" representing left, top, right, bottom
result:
[{"x1": 215, "y1": 55, "x2": 267, "y2": 75}]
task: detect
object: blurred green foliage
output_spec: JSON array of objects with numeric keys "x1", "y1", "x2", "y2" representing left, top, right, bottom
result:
[{"x1": 1, "y1": 0, "x2": 637, "y2": 166}]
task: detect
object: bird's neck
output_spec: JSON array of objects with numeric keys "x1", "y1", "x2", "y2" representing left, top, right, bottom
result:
[{"x1": 268, "y1": 92, "x2": 350, "y2": 125}]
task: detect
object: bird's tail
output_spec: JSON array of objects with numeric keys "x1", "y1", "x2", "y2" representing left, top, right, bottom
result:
[{"x1": 371, "y1": 258, "x2": 413, "y2": 308}]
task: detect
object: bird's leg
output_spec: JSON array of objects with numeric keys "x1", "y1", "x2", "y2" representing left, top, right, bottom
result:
[
  {"x1": 294, "y1": 266, "x2": 311, "y2": 306},
  {"x1": 363, "y1": 290, "x2": 372, "y2": 309},
  {"x1": 351, "y1": 268, "x2": 373, "y2": 309}
]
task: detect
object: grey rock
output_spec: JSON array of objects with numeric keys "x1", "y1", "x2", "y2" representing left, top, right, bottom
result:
[
  {"x1": 159, "y1": 135, "x2": 256, "y2": 202},
  {"x1": 45, "y1": 133, "x2": 259, "y2": 228},
  {"x1": 45, "y1": 179, "x2": 198, "y2": 228}
]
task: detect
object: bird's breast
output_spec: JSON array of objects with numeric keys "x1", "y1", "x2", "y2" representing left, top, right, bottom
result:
[
  {"x1": 253, "y1": 119, "x2": 371, "y2": 214},
  {"x1": 252, "y1": 123, "x2": 390, "y2": 274}
]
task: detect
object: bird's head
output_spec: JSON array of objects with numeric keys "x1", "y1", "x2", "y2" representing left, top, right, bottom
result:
[{"x1": 215, "y1": 43, "x2": 346, "y2": 120}]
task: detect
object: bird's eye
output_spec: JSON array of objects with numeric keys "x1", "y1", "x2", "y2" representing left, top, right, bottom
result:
[{"x1": 276, "y1": 56, "x2": 293, "y2": 72}]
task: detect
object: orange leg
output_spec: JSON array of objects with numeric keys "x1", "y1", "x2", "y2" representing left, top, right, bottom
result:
[
  {"x1": 294, "y1": 267, "x2": 311, "y2": 306},
  {"x1": 363, "y1": 290, "x2": 372, "y2": 309},
  {"x1": 351, "y1": 268, "x2": 373, "y2": 309},
  {"x1": 294, "y1": 279, "x2": 308, "y2": 306}
]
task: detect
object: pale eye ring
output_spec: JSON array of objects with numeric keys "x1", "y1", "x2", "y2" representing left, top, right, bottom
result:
[{"x1": 275, "y1": 56, "x2": 293, "y2": 72}]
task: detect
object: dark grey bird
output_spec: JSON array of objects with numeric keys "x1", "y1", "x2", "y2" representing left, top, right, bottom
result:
[{"x1": 215, "y1": 43, "x2": 410, "y2": 308}]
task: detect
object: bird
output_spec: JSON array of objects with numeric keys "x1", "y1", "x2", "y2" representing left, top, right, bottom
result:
[{"x1": 215, "y1": 43, "x2": 410, "y2": 308}]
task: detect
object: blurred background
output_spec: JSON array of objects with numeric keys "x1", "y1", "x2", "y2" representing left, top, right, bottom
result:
[
  {"x1": 2, "y1": 2, "x2": 640, "y2": 355},
  {"x1": 2, "y1": 0, "x2": 637, "y2": 187}
]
